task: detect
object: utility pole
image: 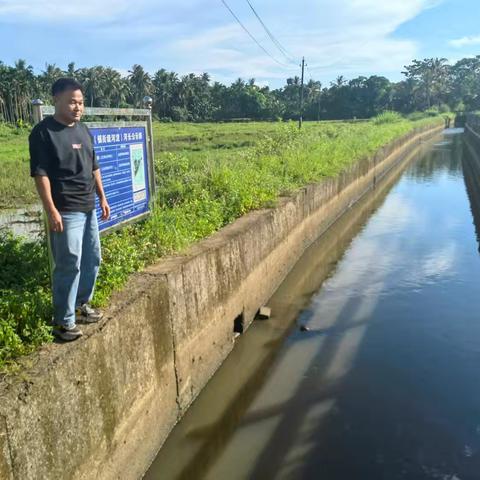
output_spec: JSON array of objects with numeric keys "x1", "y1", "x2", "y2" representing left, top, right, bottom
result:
[
  {"x1": 313, "y1": 85, "x2": 321, "y2": 121},
  {"x1": 299, "y1": 57, "x2": 306, "y2": 129}
]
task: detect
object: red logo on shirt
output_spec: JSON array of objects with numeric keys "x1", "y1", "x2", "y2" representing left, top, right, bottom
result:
[{"x1": 72, "y1": 143, "x2": 82, "y2": 149}]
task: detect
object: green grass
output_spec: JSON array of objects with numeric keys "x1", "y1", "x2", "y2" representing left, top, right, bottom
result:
[
  {"x1": 0, "y1": 118, "x2": 445, "y2": 208},
  {"x1": 0, "y1": 123, "x2": 36, "y2": 208},
  {"x1": 0, "y1": 121, "x2": 297, "y2": 209},
  {"x1": 0, "y1": 116, "x2": 443, "y2": 370},
  {"x1": 153, "y1": 121, "x2": 278, "y2": 153}
]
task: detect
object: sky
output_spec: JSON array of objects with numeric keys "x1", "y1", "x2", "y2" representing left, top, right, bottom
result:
[{"x1": 0, "y1": 0, "x2": 479, "y2": 88}]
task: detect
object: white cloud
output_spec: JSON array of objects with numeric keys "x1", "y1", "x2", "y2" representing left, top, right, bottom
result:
[
  {"x1": 420, "y1": 244, "x2": 457, "y2": 278},
  {"x1": 0, "y1": 0, "x2": 442, "y2": 85},
  {"x1": 449, "y1": 35, "x2": 480, "y2": 48},
  {"x1": 0, "y1": 0, "x2": 132, "y2": 21},
  {"x1": 175, "y1": 24, "x2": 241, "y2": 51},
  {"x1": 168, "y1": 0, "x2": 439, "y2": 83},
  {"x1": 0, "y1": 0, "x2": 209, "y2": 21}
]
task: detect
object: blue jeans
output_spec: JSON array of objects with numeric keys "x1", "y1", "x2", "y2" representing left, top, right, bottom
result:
[{"x1": 50, "y1": 210, "x2": 101, "y2": 328}]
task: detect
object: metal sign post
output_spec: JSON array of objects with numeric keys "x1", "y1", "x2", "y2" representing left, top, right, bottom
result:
[
  {"x1": 32, "y1": 98, "x2": 44, "y2": 124},
  {"x1": 143, "y1": 95, "x2": 156, "y2": 207}
]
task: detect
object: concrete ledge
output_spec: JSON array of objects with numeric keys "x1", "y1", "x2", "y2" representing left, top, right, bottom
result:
[
  {"x1": 0, "y1": 122, "x2": 444, "y2": 480},
  {"x1": 463, "y1": 118, "x2": 480, "y2": 245}
]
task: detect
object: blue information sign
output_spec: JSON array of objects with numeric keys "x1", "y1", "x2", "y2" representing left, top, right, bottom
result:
[{"x1": 90, "y1": 125, "x2": 151, "y2": 232}]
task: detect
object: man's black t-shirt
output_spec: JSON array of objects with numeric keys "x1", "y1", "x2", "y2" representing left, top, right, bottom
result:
[{"x1": 29, "y1": 116, "x2": 99, "y2": 212}]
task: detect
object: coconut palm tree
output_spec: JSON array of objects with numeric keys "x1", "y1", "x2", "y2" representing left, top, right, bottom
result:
[
  {"x1": 128, "y1": 64, "x2": 152, "y2": 107},
  {"x1": 102, "y1": 67, "x2": 128, "y2": 107},
  {"x1": 152, "y1": 69, "x2": 178, "y2": 117},
  {"x1": 78, "y1": 66, "x2": 106, "y2": 107}
]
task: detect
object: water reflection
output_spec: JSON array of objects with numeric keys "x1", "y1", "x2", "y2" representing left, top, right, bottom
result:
[
  {"x1": 407, "y1": 135, "x2": 463, "y2": 183},
  {"x1": 145, "y1": 131, "x2": 480, "y2": 480},
  {"x1": 145, "y1": 136, "x2": 425, "y2": 480}
]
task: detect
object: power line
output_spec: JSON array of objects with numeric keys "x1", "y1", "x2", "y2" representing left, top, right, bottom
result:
[
  {"x1": 244, "y1": 0, "x2": 296, "y2": 64},
  {"x1": 220, "y1": 0, "x2": 292, "y2": 68}
]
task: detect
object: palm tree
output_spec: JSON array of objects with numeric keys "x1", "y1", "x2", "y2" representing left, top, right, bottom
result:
[
  {"x1": 128, "y1": 64, "x2": 152, "y2": 107},
  {"x1": 7, "y1": 60, "x2": 37, "y2": 122},
  {"x1": 102, "y1": 68, "x2": 128, "y2": 107},
  {"x1": 78, "y1": 66, "x2": 105, "y2": 107},
  {"x1": 67, "y1": 62, "x2": 77, "y2": 78},
  {"x1": 153, "y1": 69, "x2": 178, "y2": 117},
  {"x1": 40, "y1": 63, "x2": 64, "y2": 96}
]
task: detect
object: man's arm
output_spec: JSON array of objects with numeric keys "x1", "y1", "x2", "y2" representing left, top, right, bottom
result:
[
  {"x1": 30, "y1": 127, "x2": 62, "y2": 231},
  {"x1": 93, "y1": 169, "x2": 110, "y2": 220},
  {"x1": 34, "y1": 175, "x2": 64, "y2": 232}
]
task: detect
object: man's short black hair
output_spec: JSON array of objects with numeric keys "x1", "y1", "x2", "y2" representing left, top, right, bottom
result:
[{"x1": 51, "y1": 78, "x2": 83, "y2": 96}]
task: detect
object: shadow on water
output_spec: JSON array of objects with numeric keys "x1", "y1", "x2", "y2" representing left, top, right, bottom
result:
[{"x1": 146, "y1": 130, "x2": 480, "y2": 480}]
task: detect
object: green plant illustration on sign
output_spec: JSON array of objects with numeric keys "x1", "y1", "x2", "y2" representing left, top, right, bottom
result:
[{"x1": 130, "y1": 143, "x2": 146, "y2": 193}]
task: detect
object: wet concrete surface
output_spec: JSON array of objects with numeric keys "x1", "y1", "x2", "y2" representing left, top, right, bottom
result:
[{"x1": 145, "y1": 129, "x2": 480, "y2": 480}]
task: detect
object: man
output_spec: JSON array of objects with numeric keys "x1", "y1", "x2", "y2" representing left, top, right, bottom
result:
[{"x1": 29, "y1": 78, "x2": 110, "y2": 341}]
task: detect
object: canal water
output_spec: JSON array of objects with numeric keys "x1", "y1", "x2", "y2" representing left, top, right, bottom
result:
[{"x1": 144, "y1": 129, "x2": 480, "y2": 480}]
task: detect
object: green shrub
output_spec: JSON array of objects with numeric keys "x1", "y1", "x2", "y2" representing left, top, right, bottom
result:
[
  {"x1": 425, "y1": 106, "x2": 440, "y2": 116},
  {"x1": 438, "y1": 103, "x2": 451, "y2": 113},
  {"x1": 406, "y1": 111, "x2": 428, "y2": 121},
  {"x1": 0, "y1": 232, "x2": 52, "y2": 366},
  {"x1": 452, "y1": 101, "x2": 466, "y2": 113},
  {"x1": 372, "y1": 111, "x2": 403, "y2": 125}
]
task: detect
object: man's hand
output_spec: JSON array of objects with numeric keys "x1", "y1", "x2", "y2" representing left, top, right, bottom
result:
[
  {"x1": 48, "y1": 209, "x2": 63, "y2": 233},
  {"x1": 33, "y1": 176, "x2": 62, "y2": 232},
  {"x1": 93, "y1": 169, "x2": 110, "y2": 220},
  {"x1": 100, "y1": 198, "x2": 110, "y2": 221}
]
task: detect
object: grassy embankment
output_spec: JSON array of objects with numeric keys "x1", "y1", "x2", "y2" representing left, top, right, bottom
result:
[
  {"x1": 0, "y1": 121, "x2": 295, "y2": 208},
  {"x1": 0, "y1": 116, "x2": 443, "y2": 370}
]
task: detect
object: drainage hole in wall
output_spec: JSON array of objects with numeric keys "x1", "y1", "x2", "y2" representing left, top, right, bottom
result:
[{"x1": 233, "y1": 312, "x2": 245, "y2": 335}]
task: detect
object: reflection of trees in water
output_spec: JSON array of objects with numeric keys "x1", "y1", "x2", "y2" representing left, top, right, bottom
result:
[
  {"x1": 406, "y1": 135, "x2": 464, "y2": 182},
  {"x1": 405, "y1": 131, "x2": 480, "y2": 255},
  {"x1": 462, "y1": 135, "x2": 480, "y2": 253}
]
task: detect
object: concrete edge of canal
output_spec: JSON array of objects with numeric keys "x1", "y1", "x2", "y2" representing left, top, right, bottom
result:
[
  {"x1": 0, "y1": 121, "x2": 445, "y2": 480},
  {"x1": 462, "y1": 114, "x2": 480, "y2": 233}
]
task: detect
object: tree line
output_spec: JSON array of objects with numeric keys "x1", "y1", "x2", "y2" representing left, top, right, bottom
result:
[{"x1": 1, "y1": 56, "x2": 479, "y2": 125}]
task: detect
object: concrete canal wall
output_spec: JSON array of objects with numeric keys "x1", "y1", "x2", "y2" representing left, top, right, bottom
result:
[
  {"x1": 0, "y1": 121, "x2": 444, "y2": 480},
  {"x1": 466, "y1": 113, "x2": 480, "y2": 138},
  {"x1": 463, "y1": 114, "x2": 480, "y2": 246}
]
